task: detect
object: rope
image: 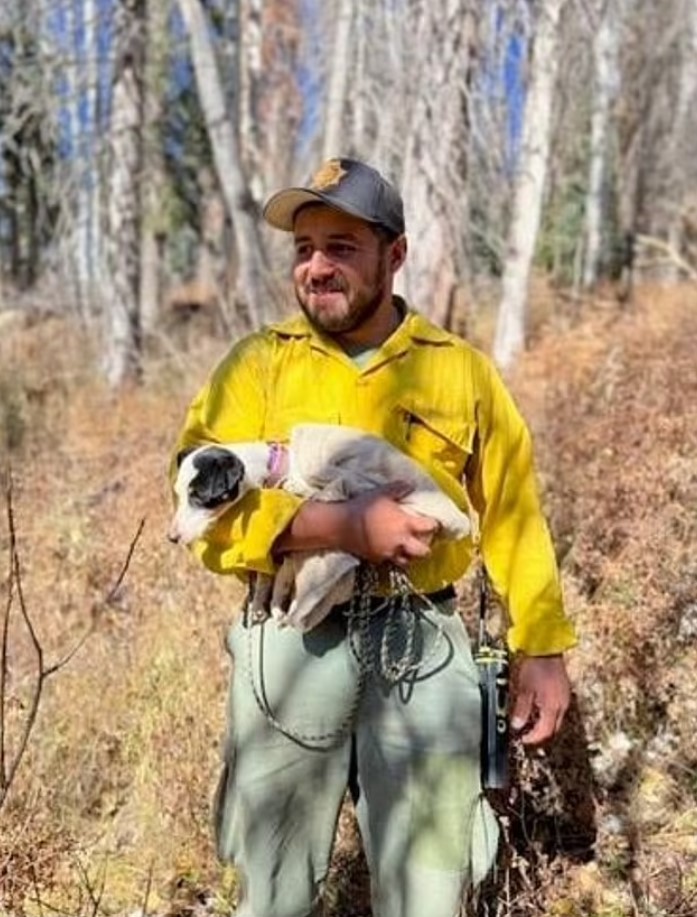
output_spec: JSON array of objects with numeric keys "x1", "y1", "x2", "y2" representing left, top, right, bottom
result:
[
  {"x1": 346, "y1": 565, "x2": 445, "y2": 685},
  {"x1": 245, "y1": 563, "x2": 447, "y2": 750}
]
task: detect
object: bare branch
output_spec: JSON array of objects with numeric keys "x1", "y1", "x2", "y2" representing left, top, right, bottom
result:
[
  {"x1": 0, "y1": 468, "x2": 145, "y2": 812},
  {"x1": 140, "y1": 859, "x2": 155, "y2": 917},
  {"x1": 1, "y1": 467, "x2": 14, "y2": 790},
  {"x1": 73, "y1": 854, "x2": 108, "y2": 917},
  {"x1": 44, "y1": 516, "x2": 145, "y2": 677},
  {"x1": 636, "y1": 233, "x2": 697, "y2": 282}
]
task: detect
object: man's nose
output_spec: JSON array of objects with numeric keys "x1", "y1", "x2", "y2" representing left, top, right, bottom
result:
[{"x1": 307, "y1": 249, "x2": 335, "y2": 277}]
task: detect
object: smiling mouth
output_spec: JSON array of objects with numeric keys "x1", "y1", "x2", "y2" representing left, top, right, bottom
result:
[
  {"x1": 307, "y1": 283, "x2": 345, "y2": 295},
  {"x1": 306, "y1": 288, "x2": 347, "y2": 305}
]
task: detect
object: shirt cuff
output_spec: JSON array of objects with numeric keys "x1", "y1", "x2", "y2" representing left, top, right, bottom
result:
[
  {"x1": 507, "y1": 614, "x2": 578, "y2": 656},
  {"x1": 191, "y1": 488, "x2": 304, "y2": 576}
]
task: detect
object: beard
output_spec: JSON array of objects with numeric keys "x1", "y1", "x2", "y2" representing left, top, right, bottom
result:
[{"x1": 294, "y1": 258, "x2": 388, "y2": 335}]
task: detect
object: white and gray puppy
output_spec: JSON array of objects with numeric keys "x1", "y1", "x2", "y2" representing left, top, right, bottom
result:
[{"x1": 170, "y1": 423, "x2": 471, "y2": 632}]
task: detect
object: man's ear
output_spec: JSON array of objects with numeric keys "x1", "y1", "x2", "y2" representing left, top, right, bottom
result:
[
  {"x1": 189, "y1": 448, "x2": 246, "y2": 509},
  {"x1": 389, "y1": 234, "x2": 407, "y2": 273}
]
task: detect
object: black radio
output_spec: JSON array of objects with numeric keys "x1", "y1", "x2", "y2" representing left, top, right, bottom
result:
[{"x1": 474, "y1": 644, "x2": 510, "y2": 790}]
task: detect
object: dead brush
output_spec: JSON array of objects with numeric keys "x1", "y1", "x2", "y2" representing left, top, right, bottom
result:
[{"x1": 0, "y1": 468, "x2": 144, "y2": 909}]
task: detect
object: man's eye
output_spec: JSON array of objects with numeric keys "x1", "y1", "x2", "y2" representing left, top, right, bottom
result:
[{"x1": 329, "y1": 244, "x2": 355, "y2": 256}]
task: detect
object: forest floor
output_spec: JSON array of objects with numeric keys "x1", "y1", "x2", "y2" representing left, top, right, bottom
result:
[{"x1": 1, "y1": 282, "x2": 696, "y2": 917}]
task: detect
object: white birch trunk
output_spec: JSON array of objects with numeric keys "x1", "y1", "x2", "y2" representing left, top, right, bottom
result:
[
  {"x1": 239, "y1": 0, "x2": 264, "y2": 201},
  {"x1": 177, "y1": 0, "x2": 278, "y2": 328},
  {"x1": 666, "y1": 0, "x2": 697, "y2": 277},
  {"x1": 139, "y1": 0, "x2": 171, "y2": 336},
  {"x1": 353, "y1": 4, "x2": 370, "y2": 153},
  {"x1": 582, "y1": 0, "x2": 619, "y2": 289},
  {"x1": 400, "y1": 0, "x2": 476, "y2": 324},
  {"x1": 322, "y1": 0, "x2": 353, "y2": 160},
  {"x1": 65, "y1": 0, "x2": 91, "y2": 320},
  {"x1": 84, "y1": 0, "x2": 102, "y2": 313},
  {"x1": 102, "y1": 0, "x2": 145, "y2": 387},
  {"x1": 59, "y1": 0, "x2": 102, "y2": 325},
  {"x1": 493, "y1": 0, "x2": 568, "y2": 370},
  {"x1": 373, "y1": 0, "x2": 408, "y2": 172}
]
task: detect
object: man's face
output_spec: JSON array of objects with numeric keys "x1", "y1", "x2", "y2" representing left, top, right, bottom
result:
[{"x1": 292, "y1": 205, "x2": 396, "y2": 335}]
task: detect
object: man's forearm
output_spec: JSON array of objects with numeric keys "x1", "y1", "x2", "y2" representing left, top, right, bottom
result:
[
  {"x1": 273, "y1": 501, "x2": 350, "y2": 556},
  {"x1": 272, "y1": 489, "x2": 437, "y2": 567}
]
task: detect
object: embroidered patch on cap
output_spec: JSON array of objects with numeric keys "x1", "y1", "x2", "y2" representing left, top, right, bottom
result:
[{"x1": 310, "y1": 159, "x2": 347, "y2": 191}]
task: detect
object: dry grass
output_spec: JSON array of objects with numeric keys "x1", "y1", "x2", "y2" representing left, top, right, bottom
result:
[{"x1": 1, "y1": 283, "x2": 696, "y2": 916}]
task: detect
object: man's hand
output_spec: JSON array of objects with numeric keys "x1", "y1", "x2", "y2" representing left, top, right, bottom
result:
[
  {"x1": 339, "y1": 483, "x2": 439, "y2": 566},
  {"x1": 272, "y1": 482, "x2": 439, "y2": 566},
  {"x1": 511, "y1": 654, "x2": 571, "y2": 745}
]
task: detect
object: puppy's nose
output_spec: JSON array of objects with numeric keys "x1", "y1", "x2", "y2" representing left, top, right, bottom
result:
[{"x1": 167, "y1": 528, "x2": 181, "y2": 544}]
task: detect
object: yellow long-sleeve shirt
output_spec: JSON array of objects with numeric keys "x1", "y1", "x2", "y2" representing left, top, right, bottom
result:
[{"x1": 173, "y1": 303, "x2": 577, "y2": 656}]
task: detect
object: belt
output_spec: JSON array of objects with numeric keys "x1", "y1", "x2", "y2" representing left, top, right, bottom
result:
[{"x1": 334, "y1": 583, "x2": 456, "y2": 616}]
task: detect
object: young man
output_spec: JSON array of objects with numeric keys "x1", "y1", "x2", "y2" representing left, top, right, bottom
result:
[{"x1": 173, "y1": 158, "x2": 577, "y2": 917}]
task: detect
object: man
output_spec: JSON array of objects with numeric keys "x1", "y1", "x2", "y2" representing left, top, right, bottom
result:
[{"x1": 173, "y1": 158, "x2": 577, "y2": 917}]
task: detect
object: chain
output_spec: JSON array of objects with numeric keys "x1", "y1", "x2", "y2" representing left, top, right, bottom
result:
[{"x1": 245, "y1": 563, "x2": 447, "y2": 750}]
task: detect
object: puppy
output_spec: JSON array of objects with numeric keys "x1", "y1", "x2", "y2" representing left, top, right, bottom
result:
[{"x1": 170, "y1": 424, "x2": 471, "y2": 631}]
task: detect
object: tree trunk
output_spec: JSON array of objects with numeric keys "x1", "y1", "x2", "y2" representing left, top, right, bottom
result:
[
  {"x1": 665, "y1": 0, "x2": 697, "y2": 279},
  {"x1": 177, "y1": 0, "x2": 280, "y2": 329},
  {"x1": 493, "y1": 0, "x2": 568, "y2": 370},
  {"x1": 582, "y1": 0, "x2": 619, "y2": 289},
  {"x1": 102, "y1": 0, "x2": 145, "y2": 387},
  {"x1": 139, "y1": 0, "x2": 171, "y2": 337},
  {"x1": 322, "y1": 0, "x2": 353, "y2": 160},
  {"x1": 61, "y1": 0, "x2": 103, "y2": 325},
  {"x1": 239, "y1": 0, "x2": 264, "y2": 201},
  {"x1": 400, "y1": 0, "x2": 477, "y2": 325}
]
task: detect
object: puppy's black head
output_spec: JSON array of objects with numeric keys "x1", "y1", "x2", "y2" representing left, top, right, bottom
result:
[{"x1": 189, "y1": 447, "x2": 246, "y2": 509}]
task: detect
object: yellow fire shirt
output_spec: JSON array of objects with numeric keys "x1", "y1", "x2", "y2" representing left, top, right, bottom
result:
[{"x1": 173, "y1": 304, "x2": 577, "y2": 656}]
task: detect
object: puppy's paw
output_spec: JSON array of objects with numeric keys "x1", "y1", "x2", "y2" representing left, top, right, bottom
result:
[{"x1": 270, "y1": 605, "x2": 290, "y2": 628}]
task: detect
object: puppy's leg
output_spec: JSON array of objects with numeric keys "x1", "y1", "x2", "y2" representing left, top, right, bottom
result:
[
  {"x1": 286, "y1": 551, "x2": 358, "y2": 632},
  {"x1": 248, "y1": 573, "x2": 273, "y2": 623},
  {"x1": 269, "y1": 557, "x2": 297, "y2": 626}
]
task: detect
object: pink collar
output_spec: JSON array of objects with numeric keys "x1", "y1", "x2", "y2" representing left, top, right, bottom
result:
[{"x1": 265, "y1": 442, "x2": 287, "y2": 487}]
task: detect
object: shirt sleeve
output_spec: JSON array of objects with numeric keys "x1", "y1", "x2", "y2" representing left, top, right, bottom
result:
[
  {"x1": 466, "y1": 356, "x2": 577, "y2": 656},
  {"x1": 171, "y1": 333, "x2": 303, "y2": 578}
]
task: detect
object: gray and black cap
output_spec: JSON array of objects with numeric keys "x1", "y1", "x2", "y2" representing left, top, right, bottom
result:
[{"x1": 263, "y1": 158, "x2": 405, "y2": 236}]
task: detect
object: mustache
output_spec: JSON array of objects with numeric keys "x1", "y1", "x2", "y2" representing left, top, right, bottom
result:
[{"x1": 305, "y1": 278, "x2": 347, "y2": 294}]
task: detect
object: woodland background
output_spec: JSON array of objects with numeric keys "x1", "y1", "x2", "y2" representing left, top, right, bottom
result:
[{"x1": 1, "y1": 1, "x2": 696, "y2": 916}]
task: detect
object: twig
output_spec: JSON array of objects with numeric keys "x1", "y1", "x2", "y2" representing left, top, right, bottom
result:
[
  {"x1": 44, "y1": 516, "x2": 145, "y2": 677},
  {"x1": 139, "y1": 860, "x2": 155, "y2": 917},
  {"x1": 1, "y1": 467, "x2": 14, "y2": 791},
  {"x1": 635, "y1": 233, "x2": 697, "y2": 282},
  {"x1": 73, "y1": 854, "x2": 108, "y2": 917},
  {"x1": 29, "y1": 861, "x2": 46, "y2": 917},
  {"x1": 0, "y1": 467, "x2": 146, "y2": 813}
]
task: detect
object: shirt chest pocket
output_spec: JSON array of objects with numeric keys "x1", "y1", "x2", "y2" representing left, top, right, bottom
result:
[{"x1": 398, "y1": 403, "x2": 475, "y2": 481}]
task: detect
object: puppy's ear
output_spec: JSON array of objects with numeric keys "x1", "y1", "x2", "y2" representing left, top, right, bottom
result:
[
  {"x1": 176, "y1": 446, "x2": 196, "y2": 468},
  {"x1": 189, "y1": 447, "x2": 246, "y2": 509}
]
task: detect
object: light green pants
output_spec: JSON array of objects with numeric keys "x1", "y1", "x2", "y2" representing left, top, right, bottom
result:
[{"x1": 214, "y1": 598, "x2": 499, "y2": 917}]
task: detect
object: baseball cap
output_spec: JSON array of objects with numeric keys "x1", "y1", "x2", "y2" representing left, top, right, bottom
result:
[{"x1": 263, "y1": 158, "x2": 405, "y2": 236}]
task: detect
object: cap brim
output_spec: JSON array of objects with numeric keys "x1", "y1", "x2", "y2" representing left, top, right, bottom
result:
[
  {"x1": 263, "y1": 187, "x2": 386, "y2": 232},
  {"x1": 263, "y1": 188, "x2": 329, "y2": 231}
]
